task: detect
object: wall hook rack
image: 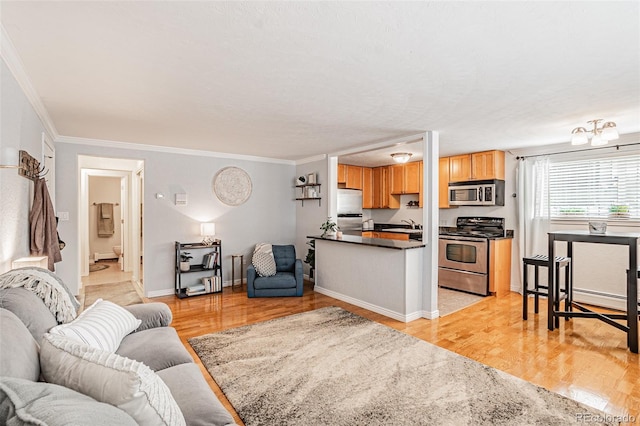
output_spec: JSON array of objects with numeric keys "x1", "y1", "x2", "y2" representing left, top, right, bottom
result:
[{"x1": 18, "y1": 150, "x2": 47, "y2": 181}]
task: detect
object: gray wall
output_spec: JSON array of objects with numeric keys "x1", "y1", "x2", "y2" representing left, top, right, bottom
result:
[
  {"x1": 55, "y1": 142, "x2": 296, "y2": 296},
  {"x1": 0, "y1": 59, "x2": 48, "y2": 273},
  {"x1": 295, "y1": 158, "x2": 329, "y2": 277}
]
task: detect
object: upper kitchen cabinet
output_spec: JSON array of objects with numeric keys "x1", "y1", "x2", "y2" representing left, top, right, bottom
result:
[
  {"x1": 389, "y1": 162, "x2": 420, "y2": 194},
  {"x1": 439, "y1": 157, "x2": 452, "y2": 208},
  {"x1": 337, "y1": 164, "x2": 363, "y2": 190},
  {"x1": 372, "y1": 166, "x2": 400, "y2": 209},
  {"x1": 362, "y1": 167, "x2": 373, "y2": 209},
  {"x1": 449, "y1": 150, "x2": 505, "y2": 182}
]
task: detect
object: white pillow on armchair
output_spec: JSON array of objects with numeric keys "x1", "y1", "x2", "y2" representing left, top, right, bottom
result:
[{"x1": 252, "y1": 243, "x2": 277, "y2": 277}]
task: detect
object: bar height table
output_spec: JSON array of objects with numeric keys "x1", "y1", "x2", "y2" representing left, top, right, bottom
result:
[{"x1": 547, "y1": 230, "x2": 639, "y2": 353}]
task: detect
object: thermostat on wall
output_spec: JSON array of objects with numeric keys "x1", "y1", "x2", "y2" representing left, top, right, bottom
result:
[{"x1": 175, "y1": 193, "x2": 187, "y2": 205}]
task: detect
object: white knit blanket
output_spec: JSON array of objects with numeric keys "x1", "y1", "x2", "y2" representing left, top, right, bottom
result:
[{"x1": 0, "y1": 267, "x2": 79, "y2": 323}]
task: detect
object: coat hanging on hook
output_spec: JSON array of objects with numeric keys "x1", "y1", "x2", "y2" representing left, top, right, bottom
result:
[{"x1": 29, "y1": 178, "x2": 62, "y2": 271}]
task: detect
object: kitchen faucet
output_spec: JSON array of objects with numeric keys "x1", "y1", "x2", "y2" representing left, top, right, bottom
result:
[{"x1": 401, "y1": 219, "x2": 416, "y2": 229}]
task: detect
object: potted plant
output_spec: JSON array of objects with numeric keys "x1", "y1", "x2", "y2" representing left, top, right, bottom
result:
[
  {"x1": 320, "y1": 217, "x2": 338, "y2": 237},
  {"x1": 304, "y1": 239, "x2": 315, "y2": 280},
  {"x1": 180, "y1": 252, "x2": 193, "y2": 272},
  {"x1": 609, "y1": 205, "x2": 630, "y2": 219}
]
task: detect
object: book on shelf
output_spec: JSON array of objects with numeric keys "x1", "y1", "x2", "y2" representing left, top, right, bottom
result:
[
  {"x1": 202, "y1": 251, "x2": 219, "y2": 269},
  {"x1": 186, "y1": 284, "x2": 206, "y2": 295}
]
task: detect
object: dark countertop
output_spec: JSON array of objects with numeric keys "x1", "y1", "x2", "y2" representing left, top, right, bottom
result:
[{"x1": 308, "y1": 235, "x2": 425, "y2": 250}]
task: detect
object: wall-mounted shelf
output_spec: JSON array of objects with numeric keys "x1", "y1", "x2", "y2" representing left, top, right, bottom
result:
[{"x1": 296, "y1": 183, "x2": 321, "y2": 206}]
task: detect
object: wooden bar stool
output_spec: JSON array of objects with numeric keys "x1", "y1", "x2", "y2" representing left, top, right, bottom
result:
[{"x1": 523, "y1": 254, "x2": 572, "y2": 324}]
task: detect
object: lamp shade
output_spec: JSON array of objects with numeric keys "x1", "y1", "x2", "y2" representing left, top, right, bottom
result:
[
  {"x1": 570, "y1": 128, "x2": 589, "y2": 145},
  {"x1": 601, "y1": 122, "x2": 619, "y2": 141},
  {"x1": 590, "y1": 134, "x2": 608, "y2": 146},
  {"x1": 201, "y1": 223, "x2": 216, "y2": 236}
]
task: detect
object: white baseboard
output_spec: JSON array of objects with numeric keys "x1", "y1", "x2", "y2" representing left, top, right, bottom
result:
[
  {"x1": 94, "y1": 252, "x2": 118, "y2": 261},
  {"x1": 147, "y1": 289, "x2": 175, "y2": 298},
  {"x1": 314, "y1": 285, "x2": 422, "y2": 323}
]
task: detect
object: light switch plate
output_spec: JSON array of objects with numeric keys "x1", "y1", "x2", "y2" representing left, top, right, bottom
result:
[{"x1": 59, "y1": 211, "x2": 69, "y2": 221}]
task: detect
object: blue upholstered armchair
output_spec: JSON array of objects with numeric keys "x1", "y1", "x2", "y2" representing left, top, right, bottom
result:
[{"x1": 247, "y1": 245, "x2": 303, "y2": 297}]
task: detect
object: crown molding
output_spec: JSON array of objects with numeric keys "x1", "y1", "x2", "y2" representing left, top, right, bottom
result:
[
  {"x1": 55, "y1": 135, "x2": 297, "y2": 165},
  {"x1": 1, "y1": 24, "x2": 58, "y2": 141},
  {"x1": 295, "y1": 154, "x2": 327, "y2": 165}
]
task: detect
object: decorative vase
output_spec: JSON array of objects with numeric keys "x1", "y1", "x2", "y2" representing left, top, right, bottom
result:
[{"x1": 180, "y1": 261, "x2": 190, "y2": 272}]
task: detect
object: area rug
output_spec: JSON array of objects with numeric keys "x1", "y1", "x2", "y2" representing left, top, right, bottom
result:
[
  {"x1": 83, "y1": 281, "x2": 143, "y2": 310},
  {"x1": 438, "y1": 286, "x2": 485, "y2": 316},
  {"x1": 189, "y1": 307, "x2": 613, "y2": 426},
  {"x1": 88, "y1": 263, "x2": 109, "y2": 272}
]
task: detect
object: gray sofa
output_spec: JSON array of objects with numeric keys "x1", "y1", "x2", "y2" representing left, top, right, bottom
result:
[
  {"x1": 247, "y1": 244, "x2": 303, "y2": 297},
  {"x1": 0, "y1": 273, "x2": 236, "y2": 426}
]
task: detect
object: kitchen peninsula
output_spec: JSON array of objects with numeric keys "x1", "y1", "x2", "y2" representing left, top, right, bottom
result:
[{"x1": 310, "y1": 234, "x2": 425, "y2": 322}]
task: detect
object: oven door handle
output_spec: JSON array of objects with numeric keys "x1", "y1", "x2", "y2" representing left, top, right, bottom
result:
[{"x1": 478, "y1": 187, "x2": 483, "y2": 202}]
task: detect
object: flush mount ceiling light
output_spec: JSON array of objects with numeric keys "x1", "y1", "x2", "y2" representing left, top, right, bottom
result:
[
  {"x1": 571, "y1": 119, "x2": 619, "y2": 146},
  {"x1": 391, "y1": 153, "x2": 412, "y2": 163}
]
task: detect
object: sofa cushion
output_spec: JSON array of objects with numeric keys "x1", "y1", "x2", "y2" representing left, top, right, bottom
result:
[
  {"x1": 124, "y1": 302, "x2": 173, "y2": 331},
  {"x1": 49, "y1": 298, "x2": 141, "y2": 352},
  {"x1": 0, "y1": 288, "x2": 57, "y2": 342},
  {"x1": 40, "y1": 333, "x2": 186, "y2": 426},
  {"x1": 0, "y1": 376, "x2": 138, "y2": 426},
  {"x1": 117, "y1": 327, "x2": 193, "y2": 372},
  {"x1": 272, "y1": 245, "x2": 296, "y2": 272},
  {"x1": 156, "y1": 363, "x2": 236, "y2": 426},
  {"x1": 252, "y1": 243, "x2": 276, "y2": 277},
  {"x1": 0, "y1": 309, "x2": 40, "y2": 382},
  {"x1": 253, "y1": 272, "x2": 297, "y2": 290}
]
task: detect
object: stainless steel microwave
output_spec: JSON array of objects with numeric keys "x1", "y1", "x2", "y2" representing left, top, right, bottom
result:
[{"x1": 448, "y1": 179, "x2": 505, "y2": 206}]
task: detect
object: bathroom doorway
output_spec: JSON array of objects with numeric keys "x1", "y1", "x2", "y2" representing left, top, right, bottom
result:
[{"x1": 78, "y1": 156, "x2": 144, "y2": 294}]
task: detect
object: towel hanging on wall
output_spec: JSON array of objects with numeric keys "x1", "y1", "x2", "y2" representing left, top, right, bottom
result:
[
  {"x1": 97, "y1": 203, "x2": 114, "y2": 237},
  {"x1": 29, "y1": 178, "x2": 62, "y2": 271}
]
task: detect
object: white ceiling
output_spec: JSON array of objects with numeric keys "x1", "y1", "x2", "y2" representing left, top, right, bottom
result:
[{"x1": 1, "y1": 1, "x2": 639, "y2": 162}]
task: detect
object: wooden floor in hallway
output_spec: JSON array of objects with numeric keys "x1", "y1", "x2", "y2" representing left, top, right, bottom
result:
[{"x1": 151, "y1": 284, "x2": 639, "y2": 425}]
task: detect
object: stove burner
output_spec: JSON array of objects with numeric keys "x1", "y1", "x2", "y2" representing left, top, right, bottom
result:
[{"x1": 440, "y1": 217, "x2": 506, "y2": 239}]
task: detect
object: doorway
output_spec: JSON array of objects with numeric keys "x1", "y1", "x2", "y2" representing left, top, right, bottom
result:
[{"x1": 78, "y1": 156, "x2": 144, "y2": 294}]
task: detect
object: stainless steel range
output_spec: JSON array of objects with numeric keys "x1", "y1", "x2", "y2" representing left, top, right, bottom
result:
[{"x1": 438, "y1": 217, "x2": 506, "y2": 296}]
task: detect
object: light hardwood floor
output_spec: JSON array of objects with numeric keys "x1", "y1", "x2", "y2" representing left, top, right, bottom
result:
[{"x1": 149, "y1": 284, "x2": 639, "y2": 425}]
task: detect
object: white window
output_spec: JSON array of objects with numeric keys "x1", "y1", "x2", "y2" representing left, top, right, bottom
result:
[{"x1": 549, "y1": 153, "x2": 640, "y2": 219}]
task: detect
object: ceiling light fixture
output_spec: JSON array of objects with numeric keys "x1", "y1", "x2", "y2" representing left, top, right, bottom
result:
[
  {"x1": 391, "y1": 153, "x2": 412, "y2": 164},
  {"x1": 571, "y1": 119, "x2": 619, "y2": 146}
]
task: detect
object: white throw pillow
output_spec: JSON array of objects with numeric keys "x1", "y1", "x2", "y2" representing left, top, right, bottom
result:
[
  {"x1": 48, "y1": 298, "x2": 141, "y2": 352},
  {"x1": 40, "y1": 333, "x2": 186, "y2": 426},
  {"x1": 252, "y1": 243, "x2": 276, "y2": 277}
]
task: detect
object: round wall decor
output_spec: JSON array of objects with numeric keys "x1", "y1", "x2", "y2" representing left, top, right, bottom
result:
[{"x1": 213, "y1": 166, "x2": 252, "y2": 206}]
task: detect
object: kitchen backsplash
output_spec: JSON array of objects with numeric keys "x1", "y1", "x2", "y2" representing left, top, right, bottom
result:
[{"x1": 364, "y1": 194, "x2": 422, "y2": 224}]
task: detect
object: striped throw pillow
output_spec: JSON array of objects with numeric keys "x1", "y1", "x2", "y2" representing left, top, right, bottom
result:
[{"x1": 48, "y1": 299, "x2": 141, "y2": 352}]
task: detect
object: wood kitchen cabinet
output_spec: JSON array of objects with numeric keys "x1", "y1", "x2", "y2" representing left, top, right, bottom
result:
[
  {"x1": 439, "y1": 157, "x2": 453, "y2": 208},
  {"x1": 472, "y1": 150, "x2": 505, "y2": 181},
  {"x1": 337, "y1": 164, "x2": 346, "y2": 184},
  {"x1": 489, "y1": 238, "x2": 512, "y2": 297},
  {"x1": 372, "y1": 166, "x2": 400, "y2": 209},
  {"x1": 449, "y1": 150, "x2": 505, "y2": 182},
  {"x1": 362, "y1": 231, "x2": 409, "y2": 241},
  {"x1": 390, "y1": 162, "x2": 420, "y2": 194},
  {"x1": 338, "y1": 164, "x2": 364, "y2": 190},
  {"x1": 362, "y1": 167, "x2": 373, "y2": 208}
]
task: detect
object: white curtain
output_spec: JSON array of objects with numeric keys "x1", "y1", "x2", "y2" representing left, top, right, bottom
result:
[{"x1": 516, "y1": 156, "x2": 551, "y2": 291}]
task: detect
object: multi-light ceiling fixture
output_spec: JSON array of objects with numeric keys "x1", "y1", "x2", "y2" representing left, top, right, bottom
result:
[
  {"x1": 570, "y1": 119, "x2": 619, "y2": 146},
  {"x1": 390, "y1": 153, "x2": 412, "y2": 163}
]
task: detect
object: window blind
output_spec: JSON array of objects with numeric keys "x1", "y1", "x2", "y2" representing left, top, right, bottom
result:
[{"x1": 549, "y1": 154, "x2": 640, "y2": 219}]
